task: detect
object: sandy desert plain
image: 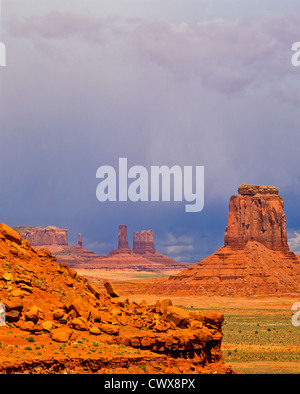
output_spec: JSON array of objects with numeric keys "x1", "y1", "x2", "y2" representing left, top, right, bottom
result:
[{"x1": 76, "y1": 268, "x2": 300, "y2": 374}]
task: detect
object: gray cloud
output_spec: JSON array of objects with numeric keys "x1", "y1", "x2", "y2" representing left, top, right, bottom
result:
[
  {"x1": 7, "y1": 10, "x2": 300, "y2": 97},
  {"x1": 2, "y1": 3, "x2": 300, "y2": 261}
]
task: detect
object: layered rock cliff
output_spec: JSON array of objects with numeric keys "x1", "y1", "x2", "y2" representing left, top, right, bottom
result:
[
  {"x1": 224, "y1": 184, "x2": 289, "y2": 251},
  {"x1": 166, "y1": 184, "x2": 300, "y2": 296},
  {"x1": 14, "y1": 226, "x2": 104, "y2": 267},
  {"x1": 133, "y1": 230, "x2": 156, "y2": 254},
  {"x1": 14, "y1": 226, "x2": 68, "y2": 247}
]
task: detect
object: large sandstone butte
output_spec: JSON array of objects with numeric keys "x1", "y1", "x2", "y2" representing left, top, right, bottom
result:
[
  {"x1": 166, "y1": 184, "x2": 300, "y2": 296},
  {"x1": 224, "y1": 184, "x2": 289, "y2": 252},
  {"x1": 118, "y1": 225, "x2": 130, "y2": 250},
  {"x1": 0, "y1": 223, "x2": 234, "y2": 374},
  {"x1": 133, "y1": 230, "x2": 156, "y2": 254}
]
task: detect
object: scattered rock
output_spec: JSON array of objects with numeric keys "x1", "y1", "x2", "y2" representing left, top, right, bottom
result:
[
  {"x1": 2, "y1": 298, "x2": 23, "y2": 312},
  {"x1": 11, "y1": 289, "x2": 26, "y2": 298},
  {"x1": 71, "y1": 317, "x2": 88, "y2": 331},
  {"x1": 104, "y1": 281, "x2": 120, "y2": 298},
  {"x1": 87, "y1": 283, "x2": 101, "y2": 299},
  {"x1": 6, "y1": 310, "x2": 20, "y2": 323},
  {"x1": 89, "y1": 326, "x2": 101, "y2": 335},
  {"x1": 2, "y1": 273, "x2": 12, "y2": 282},
  {"x1": 25, "y1": 306, "x2": 40, "y2": 323},
  {"x1": 98, "y1": 323, "x2": 119, "y2": 336},
  {"x1": 51, "y1": 327, "x2": 73, "y2": 343},
  {"x1": 0, "y1": 224, "x2": 22, "y2": 245},
  {"x1": 42, "y1": 321, "x2": 54, "y2": 332},
  {"x1": 165, "y1": 306, "x2": 190, "y2": 327}
]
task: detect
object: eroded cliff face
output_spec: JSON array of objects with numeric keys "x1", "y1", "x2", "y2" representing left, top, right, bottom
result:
[
  {"x1": 224, "y1": 184, "x2": 289, "y2": 252},
  {"x1": 118, "y1": 225, "x2": 129, "y2": 250},
  {"x1": 14, "y1": 226, "x2": 68, "y2": 247},
  {"x1": 133, "y1": 230, "x2": 156, "y2": 254},
  {"x1": 165, "y1": 185, "x2": 300, "y2": 296}
]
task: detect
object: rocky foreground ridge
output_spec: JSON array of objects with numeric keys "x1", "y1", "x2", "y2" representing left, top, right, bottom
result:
[{"x1": 0, "y1": 223, "x2": 234, "y2": 374}]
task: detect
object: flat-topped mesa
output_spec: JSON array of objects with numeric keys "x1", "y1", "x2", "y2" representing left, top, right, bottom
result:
[
  {"x1": 133, "y1": 230, "x2": 156, "y2": 254},
  {"x1": 238, "y1": 184, "x2": 279, "y2": 196},
  {"x1": 224, "y1": 184, "x2": 289, "y2": 252},
  {"x1": 14, "y1": 226, "x2": 68, "y2": 246}
]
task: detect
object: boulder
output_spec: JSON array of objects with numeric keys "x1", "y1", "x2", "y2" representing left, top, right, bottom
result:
[
  {"x1": 98, "y1": 323, "x2": 119, "y2": 336},
  {"x1": 42, "y1": 321, "x2": 54, "y2": 332},
  {"x1": 2, "y1": 272, "x2": 12, "y2": 282},
  {"x1": 87, "y1": 282, "x2": 101, "y2": 299},
  {"x1": 2, "y1": 298, "x2": 23, "y2": 312},
  {"x1": 25, "y1": 306, "x2": 40, "y2": 323},
  {"x1": 160, "y1": 299, "x2": 173, "y2": 315},
  {"x1": 0, "y1": 224, "x2": 22, "y2": 245},
  {"x1": 165, "y1": 306, "x2": 190, "y2": 327},
  {"x1": 104, "y1": 281, "x2": 120, "y2": 298},
  {"x1": 89, "y1": 326, "x2": 101, "y2": 335},
  {"x1": 71, "y1": 317, "x2": 88, "y2": 331},
  {"x1": 69, "y1": 297, "x2": 90, "y2": 320},
  {"x1": 6, "y1": 310, "x2": 20, "y2": 323},
  {"x1": 51, "y1": 327, "x2": 73, "y2": 343}
]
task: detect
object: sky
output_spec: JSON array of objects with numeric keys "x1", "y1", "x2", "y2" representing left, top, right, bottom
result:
[{"x1": 1, "y1": 0, "x2": 300, "y2": 262}]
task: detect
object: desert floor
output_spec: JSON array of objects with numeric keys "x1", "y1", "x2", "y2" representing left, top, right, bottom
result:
[{"x1": 77, "y1": 269, "x2": 300, "y2": 374}]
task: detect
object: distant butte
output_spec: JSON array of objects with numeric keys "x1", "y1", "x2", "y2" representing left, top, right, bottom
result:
[
  {"x1": 224, "y1": 184, "x2": 289, "y2": 251},
  {"x1": 14, "y1": 224, "x2": 188, "y2": 274},
  {"x1": 14, "y1": 226, "x2": 105, "y2": 267},
  {"x1": 82, "y1": 225, "x2": 189, "y2": 273}
]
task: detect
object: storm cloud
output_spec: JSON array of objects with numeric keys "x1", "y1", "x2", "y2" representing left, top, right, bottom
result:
[{"x1": 1, "y1": 1, "x2": 300, "y2": 261}]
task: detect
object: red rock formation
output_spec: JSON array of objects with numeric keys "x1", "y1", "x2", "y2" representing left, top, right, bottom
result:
[
  {"x1": 139, "y1": 230, "x2": 156, "y2": 254},
  {"x1": 14, "y1": 224, "x2": 188, "y2": 274},
  {"x1": 224, "y1": 184, "x2": 289, "y2": 251},
  {"x1": 14, "y1": 226, "x2": 105, "y2": 268},
  {"x1": 133, "y1": 231, "x2": 140, "y2": 253},
  {"x1": 79, "y1": 226, "x2": 188, "y2": 272},
  {"x1": 109, "y1": 225, "x2": 133, "y2": 256},
  {"x1": 118, "y1": 225, "x2": 129, "y2": 250},
  {"x1": 164, "y1": 184, "x2": 300, "y2": 296},
  {"x1": 133, "y1": 230, "x2": 156, "y2": 254},
  {"x1": 14, "y1": 226, "x2": 68, "y2": 246}
]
